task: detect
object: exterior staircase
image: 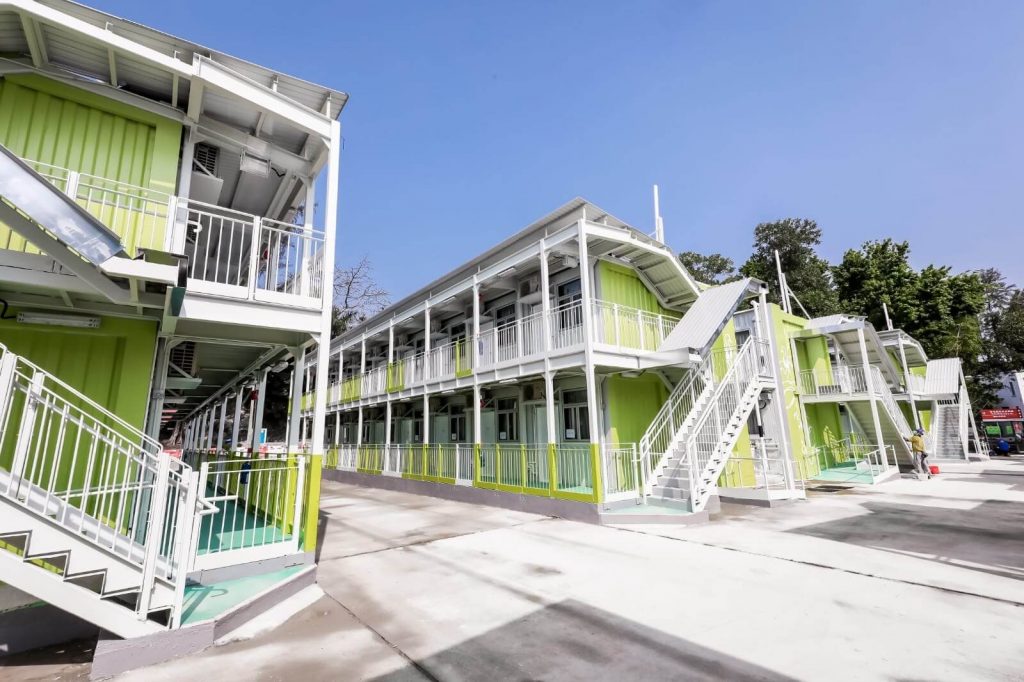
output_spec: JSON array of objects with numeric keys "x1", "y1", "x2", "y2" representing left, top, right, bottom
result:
[
  {"x1": 0, "y1": 343, "x2": 197, "y2": 638},
  {"x1": 844, "y1": 366, "x2": 916, "y2": 467},
  {"x1": 933, "y1": 403, "x2": 966, "y2": 460},
  {"x1": 638, "y1": 338, "x2": 774, "y2": 512}
]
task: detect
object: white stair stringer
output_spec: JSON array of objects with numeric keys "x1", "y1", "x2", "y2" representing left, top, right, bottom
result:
[
  {"x1": 0, "y1": 343, "x2": 196, "y2": 637},
  {"x1": 0, "y1": 497, "x2": 168, "y2": 637},
  {"x1": 637, "y1": 346, "x2": 734, "y2": 507},
  {"x1": 683, "y1": 339, "x2": 772, "y2": 513}
]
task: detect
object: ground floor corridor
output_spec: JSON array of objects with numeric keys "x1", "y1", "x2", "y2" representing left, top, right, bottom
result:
[{"x1": 5, "y1": 459, "x2": 1024, "y2": 681}]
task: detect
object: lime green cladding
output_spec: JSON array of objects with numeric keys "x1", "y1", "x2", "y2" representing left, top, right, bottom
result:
[
  {"x1": 0, "y1": 307, "x2": 157, "y2": 429},
  {"x1": 606, "y1": 374, "x2": 668, "y2": 447},
  {"x1": 597, "y1": 261, "x2": 674, "y2": 316},
  {"x1": 0, "y1": 74, "x2": 182, "y2": 254},
  {"x1": 768, "y1": 305, "x2": 819, "y2": 479}
]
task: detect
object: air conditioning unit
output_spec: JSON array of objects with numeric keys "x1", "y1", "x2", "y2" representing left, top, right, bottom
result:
[
  {"x1": 519, "y1": 275, "x2": 542, "y2": 304},
  {"x1": 394, "y1": 334, "x2": 413, "y2": 352}
]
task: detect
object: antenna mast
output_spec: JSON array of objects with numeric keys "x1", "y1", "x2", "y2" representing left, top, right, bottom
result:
[{"x1": 653, "y1": 184, "x2": 665, "y2": 243}]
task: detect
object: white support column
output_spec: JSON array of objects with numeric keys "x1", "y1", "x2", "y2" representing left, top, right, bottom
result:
[
  {"x1": 145, "y1": 338, "x2": 172, "y2": 440},
  {"x1": 577, "y1": 221, "x2": 601, "y2": 448},
  {"x1": 539, "y1": 241, "x2": 551, "y2": 352},
  {"x1": 424, "y1": 305, "x2": 432, "y2": 378},
  {"x1": 385, "y1": 400, "x2": 393, "y2": 449},
  {"x1": 312, "y1": 119, "x2": 342, "y2": 455},
  {"x1": 251, "y1": 369, "x2": 268, "y2": 454},
  {"x1": 858, "y1": 327, "x2": 887, "y2": 462},
  {"x1": 761, "y1": 292, "x2": 796, "y2": 488},
  {"x1": 423, "y1": 394, "x2": 430, "y2": 445},
  {"x1": 215, "y1": 398, "x2": 228, "y2": 452},
  {"x1": 472, "y1": 280, "x2": 480, "y2": 363},
  {"x1": 230, "y1": 388, "x2": 244, "y2": 452},
  {"x1": 334, "y1": 410, "x2": 341, "y2": 446},
  {"x1": 897, "y1": 335, "x2": 921, "y2": 430},
  {"x1": 544, "y1": 371, "x2": 556, "y2": 445},
  {"x1": 473, "y1": 383, "x2": 482, "y2": 445},
  {"x1": 287, "y1": 348, "x2": 305, "y2": 453}
]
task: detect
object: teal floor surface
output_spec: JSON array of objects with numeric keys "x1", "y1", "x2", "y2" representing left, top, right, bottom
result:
[
  {"x1": 197, "y1": 489, "x2": 291, "y2": 554},
  {"x1": 180, "y1": 565, "x2": 306, "y2": 625}
]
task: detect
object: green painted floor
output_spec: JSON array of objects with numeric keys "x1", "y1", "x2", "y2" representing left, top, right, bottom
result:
[
  {"x1": 813, "y1": 464, "x2": 884, "y2": 485},
  {"x1": 197, "y1": 490, "x2": 291, "y2": 555},
  {"x1": 180, "y1": 565, "x2": 306, "y2": 625}
]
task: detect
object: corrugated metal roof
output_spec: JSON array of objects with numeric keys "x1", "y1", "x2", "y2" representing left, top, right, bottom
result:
[
  {"x1": 806, "y1": 314, "x2": 860, "y2": 329},
  {"x1": 659, "y1": 279, "x2": 754, "y2": 354},
  {"x1": 924, "y1": 358, "x2": 961, "y2": 396}
]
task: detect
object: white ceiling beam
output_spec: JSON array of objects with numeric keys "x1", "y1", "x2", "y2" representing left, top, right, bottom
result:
[
  {"x1": 196, "y1": 115, "x2": 313, "y2": 176},
  {"x1": 187, "y1": 80, "x2": 204, "y2": 122},
  {"x1": 19, "y1": 14, "x2": 45, "y2": 68},
  {"x1": 107, "y1": 48, "x2": 117, "y2": 87},
  {"x1": 193, "y1": 56, "x2": 330, "y2": 140}
]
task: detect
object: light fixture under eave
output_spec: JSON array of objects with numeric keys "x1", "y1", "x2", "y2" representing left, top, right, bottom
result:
[
  {"x1": 239, "y1": 152, "x2": 270, "y2": 178},
  {"x1": 17, "y1": 312, "x2": 100, "y2": 329}
]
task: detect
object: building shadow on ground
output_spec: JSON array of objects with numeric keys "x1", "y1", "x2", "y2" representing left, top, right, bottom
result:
[
  {"x1": 369, "y1": 599, "x2": 794, "y2": 682},
  {"x1": 787, "y1": 499, "x2": 1024, "y2": 581}
]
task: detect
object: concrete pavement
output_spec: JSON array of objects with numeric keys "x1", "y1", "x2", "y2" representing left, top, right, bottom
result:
[{"x1": 4, "y1": 458, "x2": 1024, "y2": 680}]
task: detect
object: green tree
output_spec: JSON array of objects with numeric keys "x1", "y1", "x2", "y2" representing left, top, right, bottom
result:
[
  {"x1": 833, "y1": 240, "x2": 993, "y2": 409},
  {"x1": 678, "y1": 251, "x2": 738, "y2": 285},
  {"x1": 739, "y1": 218, "x2": 839, "y2": 316}
]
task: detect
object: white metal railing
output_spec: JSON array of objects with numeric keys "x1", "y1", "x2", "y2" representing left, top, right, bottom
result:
[
  {"x1": 255, "y1": 218, "x2": 326, "y2": 301},
  {"x1": 0, "y1": 343, "x2": 196, "y2": 621},
  {"x1": 590, "y1": 300, "x2": 679, "y2": 352},
  {"x1": 361, "y1": 366, "x2": 387, "y2": 398},
  {"x1": 476, "y1": 309, "x2": 546, "y2": 368},
  {"x1": 720, "y1": 441, "x2": 800, "y2": 493},
  {"x1": 813, "y1": 439, "x2": 896, "y2": 483},
  {"x1": 871, "y1": 366, "x2": 916, "y2": 444},
  {"x1": 907, "y1": 373, "x2": 928, "y2": 394},
  {"x1": 637, "y1": 346, "x2": 738, "y2": 499},
  {"x1": 194, "y1": 455, "x2": 304, "y2": 564},
  {"x1": 17, "y1": 156, "x2": 326, "y2": 307},
  {"x1": 684, "y1": 339, "x2": 772, "y2": 512},
  {"x1": 799, "y1": 365, "x2": 870, "y2": 396},
  {"x1": 602, "y1": 444, "x2": 641, "y2": 502},
  {"x1": 23, "y1": 159, "x2": 173, "y2": 255}
]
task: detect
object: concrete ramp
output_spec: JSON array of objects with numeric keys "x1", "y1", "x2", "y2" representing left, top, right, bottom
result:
[{"x1": 658, "y1": 278, "x2": 756, "y2": 354}]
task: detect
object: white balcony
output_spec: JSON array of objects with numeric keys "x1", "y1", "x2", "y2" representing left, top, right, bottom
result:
[
  {"x1": 319, "y1": 299, "x2": 684, "y2": 409},
  {"x1": 15, "y1": 157, "x2": 326, "y2": 311}
]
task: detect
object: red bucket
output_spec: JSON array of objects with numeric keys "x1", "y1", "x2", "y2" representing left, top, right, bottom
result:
[{"x1": 928, "y1": 465, "x2": 940, "y2": 475}]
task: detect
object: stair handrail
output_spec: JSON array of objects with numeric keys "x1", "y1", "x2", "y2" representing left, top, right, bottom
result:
[
  {"x1": 682, "y1": 338, "x2": 770, "y2": 511},
  {"x1": 636, "y1": 344, "x2": 741, "y2": 496},
  {"x1": 0, "y1": 343, "x2": 196, "y2": 621}
]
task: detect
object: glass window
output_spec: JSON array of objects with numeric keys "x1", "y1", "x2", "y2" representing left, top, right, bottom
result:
[
  {"x1": 556, "y1": 279, "x2": 583, "y2": 329},
  {"x1": 497, "y1": 398, "x2": 518, "y2": 441},
  {"x1": 562, "y1": 389, "x2": 590, "y2": 441},
  {"x1": 450, "y1": 413, "x2": 467, "y2": 442}
]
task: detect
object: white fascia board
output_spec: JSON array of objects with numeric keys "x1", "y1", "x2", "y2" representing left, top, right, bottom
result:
[
  {"x1": 179, "y1": 293, "x2": 321, "y2": 334},
  {"x1": 193, "y1": 56, "x2": 331, "y2": 140},
  {"x1": 332, "y1": 227, "x2": 578, "y2": 353},
  {"x1": 5, "y1": 0, "x2": 331, "y2": 139},
  {"x1": 100, "y1": 256, "x2": 179, "y2": 285}
]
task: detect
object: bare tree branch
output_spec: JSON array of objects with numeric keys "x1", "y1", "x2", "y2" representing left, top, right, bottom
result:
[{"x1": 332, "y1": 255, "x2": 389, "y2": 334}]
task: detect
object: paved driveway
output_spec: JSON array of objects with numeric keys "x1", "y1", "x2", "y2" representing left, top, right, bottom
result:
[{"x1": 6, "y1": 458, "x2": 1024, "y2": 681}]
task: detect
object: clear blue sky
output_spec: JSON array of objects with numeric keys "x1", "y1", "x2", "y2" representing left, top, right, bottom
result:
[{"x1": 95, "y1": 0, "x2": 1024, "y2": 298}]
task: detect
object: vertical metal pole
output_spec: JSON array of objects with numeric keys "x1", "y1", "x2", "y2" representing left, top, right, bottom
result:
[
  {"x1": 251, "y1": 369, "x2": 268, "y2": 454},
  {"x1": 287, "y1": 348, "x2": 305, "y2": 453},
  {"x1": 897, "y1": 334, "x2": 921, "y2": 430},
  {"x1": 858, "y1": 327, "x2": 887, "y2": 468},
  {"x1": 216, "y1": 398, "x2": 228, "y2": 452},
  {"x1": 230, "y1": 389, "x2": 244, "y2": 452}
]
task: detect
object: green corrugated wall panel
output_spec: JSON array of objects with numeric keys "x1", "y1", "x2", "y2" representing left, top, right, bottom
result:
[
  {"x1": 0, "y1": 310, "x2": 157, "y2": 530},
  {"x1": 0, "y1": 74, "x2": 182, "y2": 254},
  {"x1": 910, "y1": 364, "x2": 927, "y2": 378},
  {"x1": 770, "y1": 305, "x2": 818, "y2": 479},
  {"x1": 596, "y1": 261, "x2": 674, "y2": 316},
  {"x1": 0, "y1": 308, "x2": 157, "y2": 429},
  {"x1": 605, "y1": 374, "x2": 668, "y2": 447}
]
